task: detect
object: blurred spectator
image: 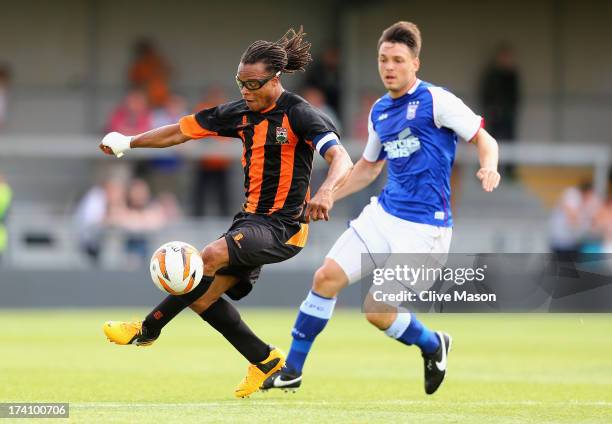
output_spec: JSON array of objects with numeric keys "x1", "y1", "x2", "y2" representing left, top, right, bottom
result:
[
  {"x1": 479, "y1": 43, "x2": 520, "y2": 179},
  {"x1": 346, "y1": 92, "x2": 386, "y2": 217},
  {"x1": 0, "y1": 64, "x2": 11, "y2": 130},
  {"x1": 107, "y1": 89, "x2": 153, "y2": 183},
  {"x1": 128, "y1": 39, "x2": 171, "y2": 108},
  {"x1": 351, "y1": 92, "x2": 381, "y2": 140},
  {"x1": 73, "y1": 179, "x2": 127, "y2": 264},
  {"x1": 156, "y1": 191, "x2": 182, "y2": 222},
  {"x1": 75, "y1": 178, "x2": 179, "y2": 267},
  {"x1": 151, "y1": 94, "x2": 187, "y2": 128},
  {"x1": 549, "y1": 181, "x2": 601, "y2": 259},
  {"x1": 0, "y1": 174, "x2": 12, "y2": 263},
  {"x1": 110, "y1": 179, "x2": 170, "y2": 265},
  {"x1": 299, "y1": 85, "x2": 345, "y2": 211},
  {"x1": 593, "y1": 195, "x2": 612, "y2": 253},
  {"x1": 107, "y1": 89, "x2": 152, "y2": 135},
  {"x1": 304, "y1": 45, "x2": 341, "y2": 116},
  {"x1": 301, "y1": 86, "x2": 341, "y2": 132},
  {"x1": 192, "y1": 85, "x2": 232, "y2": 217},
  {"x1": 479, "y1": 43, "x2": 520, "y2": 140},
  {"x1": 148, "y1": 94, "x2": 188, "y2": 193}
]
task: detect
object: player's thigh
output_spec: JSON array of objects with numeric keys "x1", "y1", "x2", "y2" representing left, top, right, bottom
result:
[
  {"x1": 326, "y1": 225, "x2": 389, "y2": 285},
  {"x1": 349, "y1": 198, "x2": 391, "y2": 255}
]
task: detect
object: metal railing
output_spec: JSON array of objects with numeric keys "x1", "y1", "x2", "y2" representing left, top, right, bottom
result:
[{"x1": 0, "y1": 135, "x2": 609, "y2": 269}]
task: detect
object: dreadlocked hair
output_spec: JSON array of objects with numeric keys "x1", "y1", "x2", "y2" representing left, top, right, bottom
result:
[{"x1": 240, "y1": 27, "x2": 312, "y2": 74}]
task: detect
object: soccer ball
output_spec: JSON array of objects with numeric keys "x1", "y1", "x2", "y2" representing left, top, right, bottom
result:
[{"x1": 149, "y1": 241, "x2": 204, "y2": 295}]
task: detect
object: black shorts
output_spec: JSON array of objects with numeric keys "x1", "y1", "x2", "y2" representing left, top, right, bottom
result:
[{"x1": 216, "y1": 211, "x2": 309, "y2": 300}]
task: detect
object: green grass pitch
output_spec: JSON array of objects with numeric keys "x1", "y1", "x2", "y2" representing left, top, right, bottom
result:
[{"x1": 1, "y1": 309, "x2": 611, "y2": 423}]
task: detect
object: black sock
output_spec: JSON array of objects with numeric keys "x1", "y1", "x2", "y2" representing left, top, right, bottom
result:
[
  {"x1": 199, "y1": 297, "x2": 270, "y2": 363},
  {"x1": 143, "y1": 276, "x2": 214, "y2": 335},
  {"x1": 143, "y1": 295, "x2": 186, "y2": 336}
]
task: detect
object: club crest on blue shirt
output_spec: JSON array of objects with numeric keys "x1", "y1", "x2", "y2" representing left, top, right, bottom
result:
[
  {"x1": 406, "y1": 101, "x2": 419, "y2": 120},
  {"x1": 275, "y1": 126, "x2": 289, "y2": 144}
]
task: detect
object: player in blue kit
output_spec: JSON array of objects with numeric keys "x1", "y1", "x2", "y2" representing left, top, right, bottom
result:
[{"x1": 263, "y1": 21, "x2": 501, "y2": 395}]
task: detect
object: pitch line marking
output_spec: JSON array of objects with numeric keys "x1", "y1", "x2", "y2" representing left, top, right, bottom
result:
[{"x1": 70, "y1": 400, "x2": 612, "y2": 408}]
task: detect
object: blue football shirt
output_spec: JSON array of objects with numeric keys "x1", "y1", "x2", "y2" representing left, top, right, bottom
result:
[{"x1": 363, "y1": 79, "x2": 482, "y2": 227}]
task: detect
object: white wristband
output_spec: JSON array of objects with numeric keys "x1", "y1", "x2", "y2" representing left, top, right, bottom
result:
[{"x1": 101, "y1": 132, "x2": 132, "y2": 158}]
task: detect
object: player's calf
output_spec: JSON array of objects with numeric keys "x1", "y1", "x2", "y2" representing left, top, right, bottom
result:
[{"x1": 364, "y1": 294, "x2": 397, "y2": 330}]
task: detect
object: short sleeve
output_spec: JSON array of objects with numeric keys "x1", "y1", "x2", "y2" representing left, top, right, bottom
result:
[
  {"x1": 428, "y1": 87, "x2": 483, "y2": 142},
  {"x1": 288, "y1": 102, "x2": 339, "y2": 144},
  {"x1": 179, "y1": 102, "x2": 243, "y2": 139},
  {"x1": 362, "y1": 108, "x2": 385, "y2": 162}
]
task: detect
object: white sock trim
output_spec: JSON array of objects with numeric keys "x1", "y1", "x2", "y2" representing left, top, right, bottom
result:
[
  {"x1": 384, "y1": 311, "x2": 412, "y2": 339},
  {"x1": 299, "y1": 291, "x2": 337, "y2": 320}
]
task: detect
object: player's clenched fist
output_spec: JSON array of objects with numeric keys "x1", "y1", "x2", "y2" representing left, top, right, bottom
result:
[
  {"x1": 306, "y1": 188, "x2": 334, "y2": 221},
  {"x1": 99, "y1": 132, "x2": 132, "y2": 158},
  {"x1": 476, "y1": 167, "x2": 501, "y2": 192}
]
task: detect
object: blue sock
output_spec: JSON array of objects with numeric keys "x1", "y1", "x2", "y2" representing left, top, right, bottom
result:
[
  {"x1": 285, "y1": 291, "x2": 336, "y2": 373},
  {"x1": 385, "y1": 311, "x2": 440, "y2": 354}
]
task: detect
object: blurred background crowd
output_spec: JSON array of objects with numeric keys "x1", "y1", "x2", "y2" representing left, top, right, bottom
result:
[{"x1": 0, "y1": 0, "x2": 610, "y2": 272}]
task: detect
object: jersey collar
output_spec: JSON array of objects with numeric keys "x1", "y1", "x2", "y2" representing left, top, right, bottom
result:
[
  {"x1": 407, "y1": 78, "x2": 421, "y2": 94},
  {"x1": 388, "y1": 79, "x2": 421, "y2": 103}
]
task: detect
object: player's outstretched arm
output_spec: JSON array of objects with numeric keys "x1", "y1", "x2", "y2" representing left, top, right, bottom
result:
[
  {"x1": 99, "y1": 124, "x2": 191, "y2": 157},
  {"x1": 471, "y1": 128, "x2": 501, "y2": 192},
  {"x1": 333, "y1": 157, "x2": 385, "y2": 203},
  {"x1": 306, "y1": 145, "x2": 353, "y2": 221}
]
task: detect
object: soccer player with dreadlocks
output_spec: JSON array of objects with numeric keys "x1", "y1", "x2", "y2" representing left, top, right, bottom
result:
[{"x1": 99, "y1": 28, "x2": 353, "y2": 398}]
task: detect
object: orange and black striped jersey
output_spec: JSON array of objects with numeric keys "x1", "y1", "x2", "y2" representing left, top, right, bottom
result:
[{"x1": 179, "y1": 91, "x2": 339, "y2": 219}]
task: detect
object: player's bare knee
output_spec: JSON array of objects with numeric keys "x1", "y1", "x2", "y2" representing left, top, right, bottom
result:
[{"x1": 201, "y1": 244, "x2": 224, "y2": 275}]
